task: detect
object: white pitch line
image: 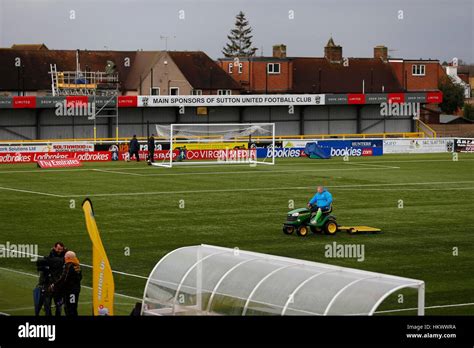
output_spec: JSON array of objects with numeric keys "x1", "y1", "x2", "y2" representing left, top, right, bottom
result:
[
  {"x1": 0, "y1": 157, "x2": 471, "y2": 175},
  {"x1": 375, "y1": 302, "x2": 474, "y2": 314},
  {"x1": 1, "y1": 180, "x2": 473, "y2": 199},
  {"x1": 0, "y1": 301, "x2": 133, "y2": 313},
  {"x1": 343, "y1": 162, "x2": 400, "y2": 169},
  {"x1": 277, "y1": 158, "x2": 474, "y2": 166},
  {"x1": 334, "y1": 187, "x2": 474, "y2": 191},
  {"x1": 0, "y1": 266, "x2": 142, "y2": 301},
  {"x1": 0, "y1": 186, "x2": 64, "y2": 198},
  {"x1": 1, "y1": 267, "x2": 472, "y2": 315},
  {"x1": 63, "y1": 180, "x2": 474, "y2": 198},
  {"x1": 93, "y1": 168, "x2": 144, "y2": 176},
  {"x1": 0, "y1": 249, "x2": 148, "y2": 280},
  {"x1": 92, "y1": 165, "x2": 398, "y2": 177}
]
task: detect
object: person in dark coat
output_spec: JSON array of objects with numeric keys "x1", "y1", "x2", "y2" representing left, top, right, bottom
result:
[
  {"x1": 129, "y1": 135, "x2": 140, "y2": 162},
  {"x1": 147, "y1": 134, "x2": 156, "y2": 163},
  {"x1": 39, "y1": 242, "x2": 66, "y2": 316},
  {"x1": 50, "y1": 250, "x2": 82, "y2": 316}
]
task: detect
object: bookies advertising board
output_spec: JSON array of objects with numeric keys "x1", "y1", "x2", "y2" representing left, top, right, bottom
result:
[{"x1": 259, "y1": 140, "x2": 383, "y2": 158}]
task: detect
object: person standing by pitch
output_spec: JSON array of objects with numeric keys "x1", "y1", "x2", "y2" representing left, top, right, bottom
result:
[
  {"x1": 147, "y1": 133, "x2": 156, "y2": 164},
  {"x1": 128, "y1": 135, "x2": 140, "y2": 162}
]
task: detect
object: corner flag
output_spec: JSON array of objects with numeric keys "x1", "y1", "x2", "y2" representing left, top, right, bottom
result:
[{"x1": 82, "y1": 198, "x2": 115, "y2": 316}]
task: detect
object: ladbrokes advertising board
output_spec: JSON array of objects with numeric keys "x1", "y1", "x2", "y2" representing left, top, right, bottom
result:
[{"x1": 0, "y1": 151, "x2": 112, "y2": 164}]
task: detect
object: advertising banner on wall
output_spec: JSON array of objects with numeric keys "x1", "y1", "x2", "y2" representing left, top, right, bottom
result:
[
  {"x1": 383, "y1": 139, "x2": 454, "y2": 154},
  {"x1": 311, "y1": 140, "x2": 383, "y2": 157},
  {"x1": 137, "y1": 94, "x2": 326, "y2": 107},
  {"x1": 0, "y1": 143, "x2": 94, "y2": 153},
  {"x1": 37, "y1": 159, "x2": 83, "y2": 168},
  {"x1": 0, "y1": 151, "x2": 112, "y2": 164},
  {"x1": 269, "y1": 140, "x2": 383, "y2": 158},
  {"x1": 283, "y1": 140, "x2": 309, "y2": 148},
  {"x1": 256, "y1": 147, "x2": 305, "y2": 158},
  {"x1": 454, "y1": 138, "x2": 474, "y2": 153}
]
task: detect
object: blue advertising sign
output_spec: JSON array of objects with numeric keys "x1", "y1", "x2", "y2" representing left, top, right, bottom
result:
[{"x1": 258, "y1": 140, "x2": 383, "y2": 158}]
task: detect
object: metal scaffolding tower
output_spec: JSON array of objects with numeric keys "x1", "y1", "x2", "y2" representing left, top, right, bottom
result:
[{"x1": 49, "y1": 50, "x2": 121, "y2": 142}]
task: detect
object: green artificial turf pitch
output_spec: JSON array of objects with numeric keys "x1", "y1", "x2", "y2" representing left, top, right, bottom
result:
[{"x1": 0, "y1": 153, "x2": 473, "y2": 315}]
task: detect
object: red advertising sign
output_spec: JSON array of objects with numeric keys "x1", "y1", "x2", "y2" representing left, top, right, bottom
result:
[
  {"x1": 186, "y1": 149, "x2": 256, "y2": 160},
  {"x1": 13, "y1": 96, "x2": 36, "y2": 109},
  {"x1": 347, "y1": 94, "x2": 366, "y2": 104},
  {"x1": 387, "y1": 93, "x2": 405, "y2": 104},
  {"x1": 0, "y1": 151, "x2": 112, "y2": 164},
  {"x1": 361, "y1": 148, "x2": 373, "y2": 156},
  {"x1": 117, "y1": 149, "x2": 256, "y2": 162},
  {"x1": 118, "y1": 150, "x2": 178, "y2": 161},
  {"x1": 66, "y1": 96, "x2": 89, "y2": 107},
  {"x1": 118, "y1": 96, "x2": 138, "y2": 108},
  {"x1": 37, "y1": 159, "x2": 82, "y2": 168},
  {"x1": 426, "y1": 91, "x2": 443, "y2": 103}
]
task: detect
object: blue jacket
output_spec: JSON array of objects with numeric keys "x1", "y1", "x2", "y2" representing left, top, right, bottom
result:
[{"x1": 309, "y1": 190, "x2": 333, "y2": 209}]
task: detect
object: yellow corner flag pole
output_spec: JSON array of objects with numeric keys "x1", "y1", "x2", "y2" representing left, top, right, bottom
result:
[{"x1": 82, "y1": 198, "x2": 115, "y2": 316}]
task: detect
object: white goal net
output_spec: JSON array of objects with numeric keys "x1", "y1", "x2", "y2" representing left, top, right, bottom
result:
[{"x1": 152, "y1": 123, "x2": 275, "y2": 167}]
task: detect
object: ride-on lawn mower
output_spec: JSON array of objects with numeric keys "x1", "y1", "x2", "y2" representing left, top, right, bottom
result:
[{"x1": 282, "y1": 205, "x2": 381, "y2": 237}]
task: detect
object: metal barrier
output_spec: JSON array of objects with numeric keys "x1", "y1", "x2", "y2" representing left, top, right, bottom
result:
[
  {"x1": 416, "y1": 120, "x2": 437, "y2": 138},
  {"x1": 0, "y1": 131, "x2": 425, "y2": 145}
]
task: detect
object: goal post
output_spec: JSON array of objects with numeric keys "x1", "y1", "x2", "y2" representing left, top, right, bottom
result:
[{"x1": 152, "y1": 123, "x2": 275, "y2": 168}]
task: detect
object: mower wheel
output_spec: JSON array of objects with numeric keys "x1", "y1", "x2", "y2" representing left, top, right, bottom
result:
[
  {"x1": 324, "y1": 221, "x2": 338, "y2": 235},
  {"x1": 283, "y1": 226, "x2": 295, "y2": 235},
  {"x1": 297, "y1": 226, "x2": 309, "y2": 237}
]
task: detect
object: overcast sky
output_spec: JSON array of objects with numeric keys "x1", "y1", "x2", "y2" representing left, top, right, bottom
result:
[{"x1": 0, "y1": 0, "x2": 472, "y2": 63}]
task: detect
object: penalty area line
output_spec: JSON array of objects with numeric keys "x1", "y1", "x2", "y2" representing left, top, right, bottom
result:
[{"x1": 92, "y1": 166, "x2": 399, "y2": 177}]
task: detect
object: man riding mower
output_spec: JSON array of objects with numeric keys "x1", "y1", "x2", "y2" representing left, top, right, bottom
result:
[{"x1": 283, "y1": 186, "x2": 338, "y2": 236}]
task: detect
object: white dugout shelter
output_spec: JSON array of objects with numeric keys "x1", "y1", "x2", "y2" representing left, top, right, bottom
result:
[{"x1": 141, "y1": 245, "x2": 425, "y2": 316}]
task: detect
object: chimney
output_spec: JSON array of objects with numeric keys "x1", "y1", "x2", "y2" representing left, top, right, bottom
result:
[
  {"x1": 374, "y1": 45, "x2": 388, "y2": 62},
  {"x1": 324, "y1": 37, "x2": 342, "y2": 63},
  {"x1": 273, "y1": 44, "x2": 287, "y2": 58}
]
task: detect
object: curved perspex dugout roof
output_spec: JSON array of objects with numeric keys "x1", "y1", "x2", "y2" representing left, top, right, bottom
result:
[{"x1": 141, "y1": 245, "x2": 425, "y2": 316}]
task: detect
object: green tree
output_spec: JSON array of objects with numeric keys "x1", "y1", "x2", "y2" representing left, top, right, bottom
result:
[
  {"x1": 438, "y1": 77, "x2": 465, "y2": 114},
  {"x1": 222, "y1": 11, "x2": 258, "y2": 57},
  {"x1": 463, "y1": 103, "x2": 474, "y2": 121}
]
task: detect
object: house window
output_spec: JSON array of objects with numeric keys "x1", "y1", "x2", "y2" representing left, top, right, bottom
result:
[
  {"x1": 218, "y1": 89, "x2": 232, "y2": 95},
  {"x1": 170, "y1": 87, "x2": 179, "y2": 95},
  {"x1": 412, "y1": 64, "x2": 426, "y2": 76},
  {"x1": 267, "y1": 63, "x2": 281, "y2": 74},
  {"x1": 238, "y1": 63, "x2": 243, "y2": 74},
  {"x1": 191, "y1": 89, "x2": 202, "y2": 95},
  {"x1": 150, "y1": 87, "x2": 160, "y2": 95},
  {"x1": 228, "y1": 63, "x2": 233, "y2": 74}
]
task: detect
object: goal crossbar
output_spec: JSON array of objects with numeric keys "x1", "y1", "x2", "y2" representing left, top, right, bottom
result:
[{"x1": 152, "y1": 123, "x2": 275, "y2": 168}]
